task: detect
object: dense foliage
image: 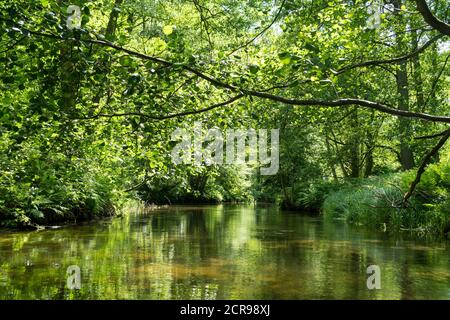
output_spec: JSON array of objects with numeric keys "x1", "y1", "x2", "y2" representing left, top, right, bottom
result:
[{"x1": 0, "y1": 0, "x2": 449, "y2": 234}]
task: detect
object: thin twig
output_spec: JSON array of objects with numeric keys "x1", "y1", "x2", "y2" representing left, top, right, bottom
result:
[{"x1": 227, "y1": 0, "x2": 286, "y2": 56}]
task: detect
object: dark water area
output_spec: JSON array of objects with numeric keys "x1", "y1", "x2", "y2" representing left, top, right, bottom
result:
[{"x1": 0, "y1": 204, "x2": 449, "y2": 299}]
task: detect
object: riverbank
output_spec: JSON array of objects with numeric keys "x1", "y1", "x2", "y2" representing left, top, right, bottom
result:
[
  {"x1": 276, "y1": 155, "x2": 450, "y2": 236},
  {"x1": 1, "y1": 153, "x2": 448, "y2": 236},
  {"x1": 321, "y1": 161, "x2": 450, "y2": 236}
]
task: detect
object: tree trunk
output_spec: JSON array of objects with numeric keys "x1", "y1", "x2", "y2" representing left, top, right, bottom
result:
[
  {"x1": 106, "y1": 0, "x2": 124, "y2": 41},
  {"x1": 349, "y1": 110, "x2": 360, "y2": 177},
  {"x1": 89, "y1": 0, "x2": 124, "y2": 113},
  {"x1": 411, "y1": 29, "x2": 425, "y2": 111},
  {"x1": 58, "y1": 0, "x2": 81, "y2": 114},
  {"x1": 324, "y1": 135, "x2": 338, "y2": 180},
  {"x1": 393, "y1": 0, "x2": 415, "y2": 170}
]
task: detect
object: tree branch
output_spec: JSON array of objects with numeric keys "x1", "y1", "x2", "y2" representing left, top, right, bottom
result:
[
  {"x1": 414, "y1": 127, "x2": 450, "y2": 140},
  {"x1": 71, "y1": 94, "x2": 245, "y2": 121},
  {"x1": 192, "y1": 0, "x2": 214, "y2": 49},
  {"x1": 374, "y1": 144, "x2": 401, "y2": 161},
  {"x1": 335, "y1": 34, "x2": 443, "y2": 75},
  {"x1": 227, "y1": 0, "x2": 286, "y2": 56},
  {"x1": 0, "y1": 36, "x2": 26, "y2": 54},
  {"x1": 423, "y1": 53, "x2": 450, "y2": 109},
  {"x1": 403, "y1": 128, "x2": 450, "y2": 204},
  {"x1": 10, "y1": 22, "x2": 450, "y2": 124},
  {"x1": 415, "y1": 0, "x2": 450, "y2": 36},
  {"x1": 238, "y1": 94, "x2": 450, "y2": 123}
]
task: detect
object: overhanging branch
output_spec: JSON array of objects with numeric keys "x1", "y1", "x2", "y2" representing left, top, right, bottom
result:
[
  {"x1": 414, "y1": 127, "x2": 450, "y2": 140},
  {"x1": 416, "y1": 0, "x2": 450, "y2": 36},
  {"x1": 71, "y1": 94, "x2": 245, "y2": 121},
  {"x1": 8, "y1": 22, "x2": 450, "y2": 124},
  {"x1": 403, "y1": 128, "x2": 450, "y2": 204},
  {"x1": 335, "y1": 34, "x2": 443, "y2": 75}
]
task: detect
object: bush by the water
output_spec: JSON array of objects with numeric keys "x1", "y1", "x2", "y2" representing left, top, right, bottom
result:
[{"x1": 322, "y1": 154, "x2": 450, "y2": 235}]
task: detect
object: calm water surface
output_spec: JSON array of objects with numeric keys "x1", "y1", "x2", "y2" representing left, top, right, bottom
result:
[{"x1": 0, "y1": 205, "x2": 449, "y2": 299}]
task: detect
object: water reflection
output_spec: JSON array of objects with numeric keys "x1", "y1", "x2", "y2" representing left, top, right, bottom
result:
[{"x1": 0, "y1": 205, "x2": 449, "y2": 299}]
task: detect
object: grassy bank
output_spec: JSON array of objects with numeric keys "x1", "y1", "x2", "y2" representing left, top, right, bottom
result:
[{"x1": 321, "y1": 158, "x2": 450, "y2": 235}]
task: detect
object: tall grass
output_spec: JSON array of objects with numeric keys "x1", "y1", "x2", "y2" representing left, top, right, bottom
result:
[{"x1": 322, "y1": 159, "x2": 450, "y2": 235}]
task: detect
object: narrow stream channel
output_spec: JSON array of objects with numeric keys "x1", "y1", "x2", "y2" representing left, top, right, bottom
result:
[{"x1": 0, "y1": 205, "x2": 449, "y2": 299}]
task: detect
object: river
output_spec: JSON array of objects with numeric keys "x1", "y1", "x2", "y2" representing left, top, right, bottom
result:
[{"x1": 0, "y1": 204, "x2": 449, "y2": 299}]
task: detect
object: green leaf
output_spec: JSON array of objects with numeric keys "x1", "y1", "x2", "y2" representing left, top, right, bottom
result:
[
  {"x1": 163, "y1": 25, "x2": 174, "y2": 36},
  {"x1": 248, "y1": 64, "x2": 259, "y2": 74},
  {"x1": 119, "y1": 56, "x2": 133, "y2": 66},
  {"x1": 278, "y1": 52, "x2": 292, "y2": 65}
]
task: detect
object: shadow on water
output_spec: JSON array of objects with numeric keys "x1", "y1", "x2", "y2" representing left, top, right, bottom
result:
[{"x1": 0, "y1": 204, "x2": 449, "y2": 299}]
